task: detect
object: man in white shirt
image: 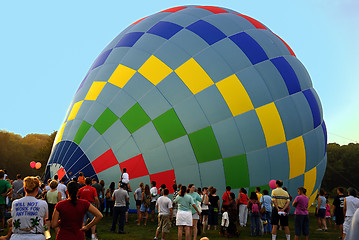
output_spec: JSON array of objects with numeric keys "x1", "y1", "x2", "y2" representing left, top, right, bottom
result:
[
  {"x1": 154, "y1": 188, "x2": 173, "y2": 240},
  {"x1": 111, "y1": 182, "x2": 129, "y2": 234},
  {"x1": 150, "y1": 181, "x2": 158, "y2": 222},
  {"x1": 343, "y1": 188, "x2": 359, "y2": 239},
  {"x1": 57, "y1": 177, "x2": 68, "y2": 200}
]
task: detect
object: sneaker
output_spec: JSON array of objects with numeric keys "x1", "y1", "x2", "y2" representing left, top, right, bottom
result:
[
  {"x1": 316, "y1": 228, "x2": 323, "y2": 231},
  {"x1": 324, "y1": 228, "x2": 328, "y2": 231},
  {"x1": 154, "y1": 237, "x2": 158, "y2": 240}
]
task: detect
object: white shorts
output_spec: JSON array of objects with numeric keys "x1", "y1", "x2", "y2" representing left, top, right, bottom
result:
[
  {"x1": 176, "y1": 210, "x2": 193, "y2": 226},
  {"x1": 192, "y1": 212, "x2": 200, "y2": 220},
  {"x1": 343, "y1": 216, "x2": 353, "y2": 234}
]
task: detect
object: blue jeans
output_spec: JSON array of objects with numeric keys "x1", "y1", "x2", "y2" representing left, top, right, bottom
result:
[
  {"x1": 262, "y1": 211, "x2": 272, "y2": 233},
  {"x1": 250, "y1": 212, "x2": 261, "y2": 236},
  {"x1": 111, "y1": 206, "x2": 126, "y2": 233}
]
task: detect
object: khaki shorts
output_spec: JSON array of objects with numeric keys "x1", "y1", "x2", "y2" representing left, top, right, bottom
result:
[{"x1": 157, "y1": 214, "x2": 171, "y2": 233}]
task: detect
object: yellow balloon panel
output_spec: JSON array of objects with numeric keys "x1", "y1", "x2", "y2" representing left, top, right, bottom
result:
[
  {"x1": 67, "y1": 100, "x2": 84, "y2": 121},
  {"x1": 216, "y1": 74, "x2": 254, "y2": 117},
  {"x1": 108, "y1": 64, "x2": 136, "y2": 88},
  {"x1": 84, "y1": 81, "x2": 107, "y2": 101},
  {"x1": 175, "y1": 58, "x2": 214, "y2": 94},
  {"x1": 287, "y1": 136, "x2": 306, "y2": 179},
  {"x1": 138, "y1": 55, "x2": 173, "y2": 85},
  {"x1": 255, "y1": 102, "x2": 286, "y2": 147}
]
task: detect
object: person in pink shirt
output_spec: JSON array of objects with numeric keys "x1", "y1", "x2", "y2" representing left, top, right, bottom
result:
[
  {"x1": 325, "y1": 195, "x2": 332, "y2": 228},
  {"x1": 292, "y1": 187, "x2": 309, "y2": 240}
]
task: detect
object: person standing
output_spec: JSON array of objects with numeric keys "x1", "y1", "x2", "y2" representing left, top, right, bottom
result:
[
  {"x1": 187, "y1": 184, "x2": 202, "y2": 240},
  {"x1": 207, "y1": 188, "x2": 220, "y2": 231},
  {"x1": 292, "y1": 187, "x2": 309, "y2": 240},
  {"x1": 150, "y1": 181, "x2": 158, "y2": 222},
  {"x1": 0, "y1": 170, "x2": 12, "y2": 232},
  {"x1": 343, "y1": 188, "x2": 359, "y2": 239},
  {"x1": 57, "y1": 178, "x2": 68, "y2": 201},
  {"x1": 221, "y1": 186, "x2": 232, "y2": 208},
  {"x1": 139, "y1": 184, "x2": 151, "y2": 226},
  {"x1": 110, "y1": 182, "x2": 129, "y2": 234},
  {"x1": 12, "y1": 174, "x2": 23, "y2": 200},
  {"x1": 260, "y1": 189, "x2": 272, "y2": 234},
  {"x1": 52, "y1": 181, "x2": 103, "y2": 240},
  {"x1": 46, "y1": 180, "x2": 61, "y2": 229},
  {"x1": 10, "y1": 177, "x2": 47, "y2": 240},
  {"x1": 91, "y1": 179, "x2": 103, "y2": 210},
  {"x1": 172, "y1": 184, "x2": 180, "y2": 224},
  {"x1": 256, "y1": 187, "x2": 262, "y2": 202},
  {"x1": 271, "y1": 180, "x2": 291, "y2": 240},
  {"x1": 201, "y1": 187, "x2": 209, "y2": 234},
  {"x1": 77, "y1": 177, "x2": 99, "y2": 240},
  {"x1": 154, "y1": 188, "x2": 173, "y2": 240},
  {"x1": 316, "y1": 189, "x2": 327, "y2": 231},
  {"x1": 346, "y1": 208, "x2": 359, "y2": 240},
  {"x1": 134, "y1": 183, "x2": 144, "y2": 224},
  {"x1": 173, "y1": 186, "x2": 200, "y2": 240},
  {"x1": 332, "y1": 187, "x2": 345, "y2": 238},
  {"x1": 248, "y1": 192, "x2": 260, "y2": 237},
  {"x1": 105, "y1": 182, "x2": 115, "y2": 216},
  {"x1": 236, "y1": 188, "x2": 248, "y2": 227}
]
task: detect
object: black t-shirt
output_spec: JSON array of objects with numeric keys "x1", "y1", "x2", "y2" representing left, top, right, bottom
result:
[
  {"x1": 333, "y1": 194, "x2": 345, "y2": 216},
  {"x1": 209, "y1": 195, "x2": 219, "y2": 208}
]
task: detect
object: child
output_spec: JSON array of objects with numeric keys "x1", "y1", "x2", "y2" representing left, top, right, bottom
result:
[
  {"x1": 248, "y1": 192, "x2": 261, "y2": 236},
  {"x1": 0, "y1": 218, "x2": 12, "y2": 240},
  {"x1": 121, "y1": 168, "x2": 132, "y2": 192},
  {"x1": 325, "y1": 196, "x2": 332, "y2": 228},
  {"x1": 220, "y1": 205, "x2": 229, "y2": 238}
]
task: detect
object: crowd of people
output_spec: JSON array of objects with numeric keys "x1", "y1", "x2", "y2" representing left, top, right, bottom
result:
[{"x1": 1, "y1": 168, "x2": 359, "y2": 240}]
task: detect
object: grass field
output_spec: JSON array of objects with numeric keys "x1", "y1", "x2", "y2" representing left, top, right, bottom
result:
[{"x1": 2, "y1": 205, "x2": 342, "y2": 240}]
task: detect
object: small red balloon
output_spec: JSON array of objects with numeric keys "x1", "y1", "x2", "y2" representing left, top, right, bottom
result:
[{"x1": 30, "y1": 161, "x2": 36, "y2": 168}]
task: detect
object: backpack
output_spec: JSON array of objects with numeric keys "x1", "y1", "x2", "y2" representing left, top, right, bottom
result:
[{"x1": 251, "y1": 200, "x2": 259, "y2": 214}]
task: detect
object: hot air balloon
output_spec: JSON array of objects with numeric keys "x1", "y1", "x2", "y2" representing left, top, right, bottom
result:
[{"x1": 45, "y1": 5, "x2": 327, "y2": 208}]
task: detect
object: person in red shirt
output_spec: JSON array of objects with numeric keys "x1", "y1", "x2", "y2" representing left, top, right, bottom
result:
[
  {"x1": 236, "y1": 188, "x2": 249, "y2": 227},
  {"x1": 77, "y1": 177, "x2": 100, "y2": 240},
  {"x1": 52, "y1": 181, "x2": 103, "y2": 240},
  {"x1": 222, "y1": 186, "x2": 232, "y2": 208}
]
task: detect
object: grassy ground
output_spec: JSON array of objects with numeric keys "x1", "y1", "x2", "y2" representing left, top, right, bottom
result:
[{"x1": 2, "y1": 205, "x2": 342, "y2": 240}]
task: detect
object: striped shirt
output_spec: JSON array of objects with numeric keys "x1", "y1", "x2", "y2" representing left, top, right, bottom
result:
[{"x1": 271, "y1": 188, "x2": 290, "y2": 209}]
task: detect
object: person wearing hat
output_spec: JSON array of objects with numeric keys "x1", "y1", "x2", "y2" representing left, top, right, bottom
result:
[{"x1": 110, "y1": 182, "x2": 129, "y2": 234}]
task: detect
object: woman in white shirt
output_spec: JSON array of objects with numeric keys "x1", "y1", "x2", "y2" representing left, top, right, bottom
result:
[{"x1": 10, "y1": 177, "x2": 48, "y2": 240}]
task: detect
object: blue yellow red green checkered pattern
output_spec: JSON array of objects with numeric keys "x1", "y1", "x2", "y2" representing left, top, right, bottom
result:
[{"x1": 46, "y1": 5, "x2": 326, "y2": 207}]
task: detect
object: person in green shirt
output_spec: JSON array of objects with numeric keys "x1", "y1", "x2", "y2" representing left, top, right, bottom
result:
[
  {"x1": 0, "y1": 170, "x2": 12, "y2": 231},
  {"x1": 174, "y1": 186, "x2": 200, "y2": 240}
]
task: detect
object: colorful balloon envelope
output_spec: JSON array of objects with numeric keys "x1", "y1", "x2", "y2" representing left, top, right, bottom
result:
[{"x1": 45, "y1": 5, "x2": 327, "y2": 206}]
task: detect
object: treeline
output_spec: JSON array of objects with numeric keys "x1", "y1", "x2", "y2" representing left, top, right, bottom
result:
[
  {"x1": 0, "y1": 130, "x2": 358, "y2": 193},
  {"x1": 0, "y1": 130, "x2": 56, "y2": 179},
  {"x1": 321, "y1": 143, "x2": 359, "y2": 195}
]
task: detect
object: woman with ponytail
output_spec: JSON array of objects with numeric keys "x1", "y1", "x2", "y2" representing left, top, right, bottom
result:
[
  {"x1": 173, "y1": 185, "x2": 200, "y2": 240},
  {"x1": 51, "y1": 181, "x2": 103, "y2": 240}
]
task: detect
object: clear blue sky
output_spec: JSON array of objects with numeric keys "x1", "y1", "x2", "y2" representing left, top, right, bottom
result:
[{"x1": 1, "y1": 0, "x2": 358, "y2": 145}]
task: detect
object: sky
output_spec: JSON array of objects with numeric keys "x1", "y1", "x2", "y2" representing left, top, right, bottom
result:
[{"x1": 0, "y1": 0, "x2": 358, "y2": 145}]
